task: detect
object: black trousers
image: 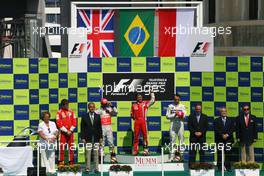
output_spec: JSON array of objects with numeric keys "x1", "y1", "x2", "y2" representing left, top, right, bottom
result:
[
  {"x1": 189, "y1": 142, "x2": 206, "y2": 165},
  {"x1": 217, "y1": 142, "x2": 233, "y2": 170}
]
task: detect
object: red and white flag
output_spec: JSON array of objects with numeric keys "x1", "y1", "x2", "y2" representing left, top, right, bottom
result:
[{"x1": 157, "y1": 9, "x2": 195, "y2": 56}]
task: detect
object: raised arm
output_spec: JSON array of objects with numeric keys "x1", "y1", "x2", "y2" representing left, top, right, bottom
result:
[
  {"x1": 147, "y1": 92, "x2": 155, "y2": 107},
  {"x1": 110, "y1": 106, "x2": 118, "y2": 116}
]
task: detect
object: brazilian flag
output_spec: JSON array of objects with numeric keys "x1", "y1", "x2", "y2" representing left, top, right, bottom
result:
[{"x1": 119, "y1": 10, "x2": 154, "y2": 57}]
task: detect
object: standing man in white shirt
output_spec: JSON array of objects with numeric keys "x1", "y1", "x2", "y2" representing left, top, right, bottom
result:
[{"x1": 166, "y1": 94, "x2": 186, "y2": 161}]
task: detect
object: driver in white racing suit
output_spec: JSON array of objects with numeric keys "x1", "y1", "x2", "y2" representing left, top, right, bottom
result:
[
  {"x1": 166, "y1": 94, "x2": 186, "y2": 161},
  {"x1": 95, "y1": 98, "x2": 118, "y2": 163}
]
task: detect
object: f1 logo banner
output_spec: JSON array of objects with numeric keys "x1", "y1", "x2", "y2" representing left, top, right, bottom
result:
[{"x1": 102, "y1": 73, "x2": 174, "y2": 101}]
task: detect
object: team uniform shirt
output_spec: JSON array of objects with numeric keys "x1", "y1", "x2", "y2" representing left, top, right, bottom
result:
[{"x1": 131, "y1": 93, "x2": 155, "y2": 151}]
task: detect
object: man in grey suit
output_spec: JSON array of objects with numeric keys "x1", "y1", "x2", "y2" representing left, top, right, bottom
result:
[{"x1": 81, "y1": 102, "x2": 103, "y2": 173}]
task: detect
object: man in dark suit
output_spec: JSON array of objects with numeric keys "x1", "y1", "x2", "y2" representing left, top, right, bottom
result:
[
  {"x1": 188, "y1": 103, "x2": 208, "y2": 166},
  {"x1": 236, "y1": 104, "x2": 257, "y2": 162},
  {"x1": 214, "y1": 107, "x2": 235, "y2": 171},
  {"x1": 81, "y1": 102, "x2": 103, "y2": 173}
]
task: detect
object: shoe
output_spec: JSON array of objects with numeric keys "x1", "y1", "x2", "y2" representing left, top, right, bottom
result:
[
  {"x1": 133, "y1": 151, "x2": 138, "y2": 156},
  {"x1": 110, "y1": 152, "x2": 118, "y2": 163},
  {"x1": 58, "y1": 161, "x2": 64, "y2": 166},
  {"x1": 143, "y1": 149, "x2": 149, "y2": 156},
  {"x1": 143, "y1": 145, "x2": 149, "y2": 156},
  {"x1": 85, "y1": 168, "x2": 90, "y2": 173},
  {"x1": 226, "y1": 167, "x2": 232, "y2": 172}
]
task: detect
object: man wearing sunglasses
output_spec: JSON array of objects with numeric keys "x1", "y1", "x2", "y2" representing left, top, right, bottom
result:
[{"x1": 236, "y1": 104, "x2": 258, "y2": 162}]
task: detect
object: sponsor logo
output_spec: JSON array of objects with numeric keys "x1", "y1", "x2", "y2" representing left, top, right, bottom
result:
[
  {"x1": 191, "y1": 42, "x2": 210, "y2": 57},
  {"x1": 15, "y1": 95, "x2": 27, "y2": 99},
  {"x1": 148, "y1": 62, "x2": 159, "y2": 67},
  {"x1": 227, "y1": 62, "x2": 236, "y2": 66},
  {"x1": 228, "y1": 107, "x2": 236, "y2": 110},
  {"x1": 119, "y1": 63, "x2": 130, "y2": 67},
  {"x1": 203, "y1": 77, "x2": 212, "y2": 81},
  {"x1": 177, "y1": 62, "x2": 188, "y2": 66},
  {"x1": 119, "y1": 122, "x2": 130, "y2": 126},
  {"x1": 78, "y1": 78, "x2": 86, "y2": 82},
  {"x1": 239, "y1": 62, "x2": 249, "y2": 66},
  {"x1": 60, "y1": 78, "x2": 67, "y2": 82},
  {"x1": 227, "y1": 92, "x2": 237, "y2": 96},
  {"x1": 0, "y1": 64, "x2": 11, "y2": 68},
  {"x1": 50, "y1": 63, "x2": 57, "y2": 68},
  {"x1": 177, "y1": 77, "x2": 188, "y2": 81},
  {"x1": 0, "y1": 126, "x2": 12, "y2": 130},
  {"x1": 0, "y1": 110, "x2": 12, "y2": 114},
  {"x1": 0, "y1": 80, "x2": 11, "y2": 84},
  {"x1": 240, "y1": 77, "x2": 249, "y2": 81},
  {"x1": 204, "y1": 106, "x2": 213, "y2": 110},
  {"x1": 135, "y1": 156, "x2": 158, "y2": 170},
  {"x1": 119, "y1": 107, "x2": 129, "y2": 110},
  {"x1": 104, "y1": 63, "x2": 114, "y2": 66},
  {"x1": 227, "y1": 77, "x2": 236, "y2": 81},
  {"x1": 216, "y1": 92, "x2": 224, "y2": 96},
  {"x1": 0, "y1": 95, "x2": 12, "y2": 100},
  {"x1": 133, "y1": 63, "x2": 144, "y2": 66},
  {"x1": 69, "y1": 78, "x2": 77, "y2": 82},
  {"x1": 191, "y1": 92, "x2": 200, "y2": 95},
  {"x1": 89, "y1": 63, "x2": 100, "y2": 66},
  {"x1": 192, "y1": 77, "x2": 200, "y2": 81},
  {"x1": 177, "y1": 91, "x2": 189, "y2": 96},
  {"x1": 103, "y1": 73, "x2": 174, "y2": 101},
  {"x1": 30, "y1": 63, "x2": 38, "y2": 68},
  {"x1": 104, "y1": 79, "x2": 165, "y2": 96},
  {"x1": 149, "y1": 122, "x2": 160, "y2": 126},
  {"x1": 70, "y1": 43, "x2": 86, "y2": 58},
  {"x1": 79, "y1": 93, "x2": 86, "y2": 97},
  {"x1": 69, "y1": 93, "x2": 77, "y2": 97},
  {"x1": 204, "y1": 92, "x2": 213, "y2": 95},
  {"x1": 89, "y1": 78, "x2": 100, "y2": 81},
  {"x1": 239, "y1": 92, "x2": 249, "y2": 96},
  {"x1": 216, "y1": 77, "x2": 224, "y2": 81},
  {"x1": 252, "y1": 62, "x2": 261, "y2": 66},
  {"x1": 50, "y1": 94, "x2": 58, "y2": 98}
]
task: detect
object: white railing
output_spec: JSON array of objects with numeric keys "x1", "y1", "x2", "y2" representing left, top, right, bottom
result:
[{"x1": 71, "y1": 1, "x2": 203, "y2": 28}]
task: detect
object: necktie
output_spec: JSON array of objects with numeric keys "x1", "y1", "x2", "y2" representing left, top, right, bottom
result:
[
  {"x1": 90, "y1": 113, "x2": 94, "y2": 125},
  {"x1": 222, "y1": 117, "x2": 226, "y2": 126},
  {"x1": 245, "y1": 115, "x2": 249, "y2": 127},
  {"x1": 197, "y1": 115, "x2": 200, "y2": 123}
]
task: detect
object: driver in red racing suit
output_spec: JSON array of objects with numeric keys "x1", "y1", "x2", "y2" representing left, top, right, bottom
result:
[
  {"x1": 131, "y1": 91, "x2": 155, "y2": 156},
  {"x1": 56, "y1": 99, "x2": 77, "y2": 165}
]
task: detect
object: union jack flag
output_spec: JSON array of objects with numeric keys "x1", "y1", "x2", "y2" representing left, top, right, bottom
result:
[{"x1": 77, "y1": 9, "x2": 115, "y2": 57}]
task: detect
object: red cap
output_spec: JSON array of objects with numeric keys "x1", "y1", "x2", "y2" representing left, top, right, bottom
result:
[{"x1": 101, "y1": 98, "x2": 108, "y2": 105}]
